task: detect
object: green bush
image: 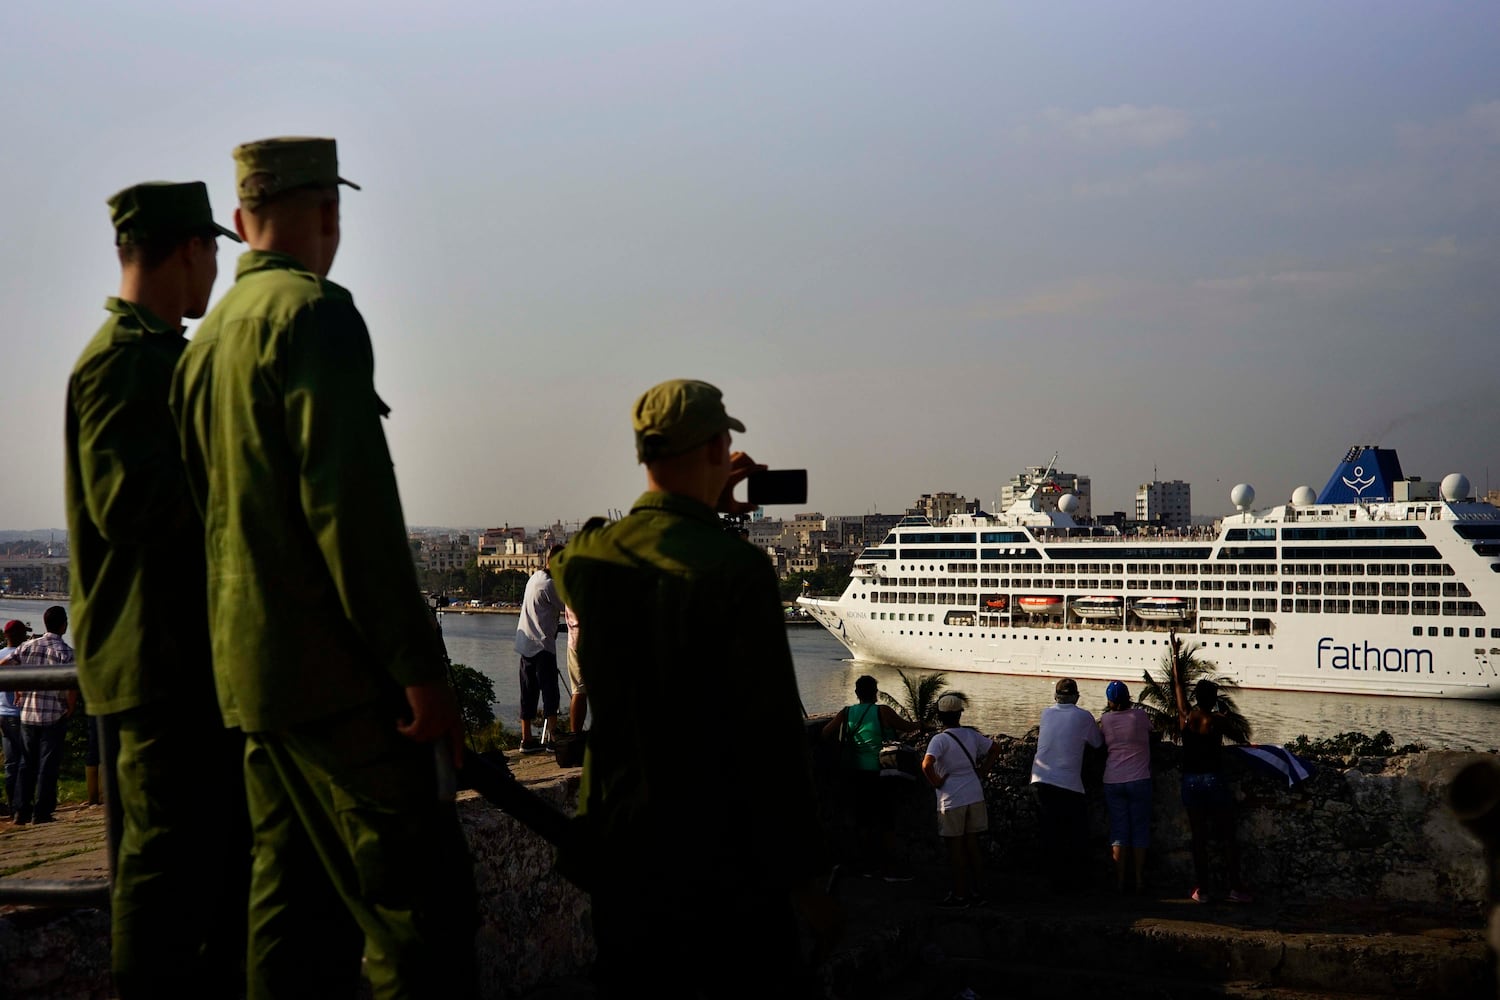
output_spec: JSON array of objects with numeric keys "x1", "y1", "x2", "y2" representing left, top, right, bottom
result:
[
  {"x1": 448, "y1": 661, "x2": 496, "y2": 734},
  {"x1": 1286, "y1": 730, "x2": 1427, "y2": 764}
]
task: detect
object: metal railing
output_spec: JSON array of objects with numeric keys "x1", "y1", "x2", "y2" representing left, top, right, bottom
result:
[{"x1": 0, "y1": 664, "x2": 115, "y2": 908}]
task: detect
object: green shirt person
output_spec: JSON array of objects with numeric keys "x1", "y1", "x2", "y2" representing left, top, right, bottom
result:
[
  {"x1": 553, "y1": 380, "x2": 836, "y2": 995},
  {"x1": 169, "y1": 138, "x2": 476, "y2": 999},
  {"x1": 66, "y1": 180, "x2": 249, "y2": 995}
]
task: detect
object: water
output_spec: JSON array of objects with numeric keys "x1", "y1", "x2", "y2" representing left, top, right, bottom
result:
[
  {"x1": 11, "y1": 598, "x2": 1495, "y2": 750},
  {"x1": 443, "y1": 611, "x2": 1500, "y2": 750}
]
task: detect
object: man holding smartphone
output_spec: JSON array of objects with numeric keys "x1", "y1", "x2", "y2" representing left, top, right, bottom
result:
[{"x1": 553, "y1": 379, "x2": 836, "y2": 995}]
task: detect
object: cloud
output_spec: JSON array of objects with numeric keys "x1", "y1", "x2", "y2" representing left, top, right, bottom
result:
[
  {"x1": 972, "y1": 276, "x2": 1133, "y2": 320},
  {"x1": 1396, "y1": 100, "x2": 1500, "y2": 153},
  {"x1": 1422, "y1": 236, "x2": 1459, "y2": 257},
  {"x1": 1192, "y1": 269, "x2": 1366, "y2": 295},
  {"x1": 1020, "y1": 104, "x2": 1193, "y2": 151}
]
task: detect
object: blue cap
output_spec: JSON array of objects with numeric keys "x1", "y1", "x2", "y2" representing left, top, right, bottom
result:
[{"x1": 1105, "y1": 680, "x2": 1130, "y2": 705}]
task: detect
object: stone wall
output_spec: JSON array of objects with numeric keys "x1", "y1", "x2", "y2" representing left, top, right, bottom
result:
[
  {"x1": 464, "y1": 769, "x2": 592, "y2": 999},
  {"x1": 814, "y1": 729, "x2": 1491, "y2": 917},
  {"x1": 4, "y1": 726, "x2": 1490, "y2": 999},
  {"x1": 462, "y1": 725, "x2": 1493, "y2": 995}
]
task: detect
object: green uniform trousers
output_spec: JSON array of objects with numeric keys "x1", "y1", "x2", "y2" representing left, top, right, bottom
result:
[
  {"x1": 110, "y1": 695, "x2": 249, "y2": 997},
  {"x1": 244, "y1": 699, "x2": 477, "y2": 1000}
]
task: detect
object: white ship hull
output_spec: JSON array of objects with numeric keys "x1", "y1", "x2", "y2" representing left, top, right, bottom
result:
[{"x1": 799, "y1": 447, "x2": 1500, "y2": 701}]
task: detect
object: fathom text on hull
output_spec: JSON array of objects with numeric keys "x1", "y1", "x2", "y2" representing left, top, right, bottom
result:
[{"x1": 799, "y1": 446, "x2": 1500, "y2": 700}]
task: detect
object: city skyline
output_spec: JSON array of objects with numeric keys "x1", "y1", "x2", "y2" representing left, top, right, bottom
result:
[{"x1": 2, "y1": 3, "x2": 1497, "y2": 529}]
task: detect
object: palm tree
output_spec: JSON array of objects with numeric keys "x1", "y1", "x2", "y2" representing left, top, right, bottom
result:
[
  {"x1": 879, "y1": 669, "x2": 967, "y2": 732},
  {"x1": 1137, "y1": 635, "x2": 1252, "y2": 744}
]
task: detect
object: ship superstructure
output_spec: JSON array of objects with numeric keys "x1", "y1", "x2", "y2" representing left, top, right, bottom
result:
[{"x1": 798, "y1": 447, "x2": 1500, "y2": 699}]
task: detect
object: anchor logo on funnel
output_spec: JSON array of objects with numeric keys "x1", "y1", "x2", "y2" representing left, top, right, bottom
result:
[{"x1": 1342, "y1": 465, "x2": 1376, "y2": 494}]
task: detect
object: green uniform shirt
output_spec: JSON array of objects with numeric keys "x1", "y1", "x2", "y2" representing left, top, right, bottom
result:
[
  {"x1": 66, "y1": 298, "x2": 212, "y2": 715},
  {"x1": 169, "y1": 251, "x2": 444, "y2": 732},
  {"x1": 553, "y1": 491, "x2": 827, "y2": 889}
]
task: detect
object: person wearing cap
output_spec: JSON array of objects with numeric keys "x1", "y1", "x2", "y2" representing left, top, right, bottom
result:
[
  {"x1": 820, "y1": 674, "x2": 919, "y2": 880},
  {"x1": 552, "y1": 379, "x2": 835, "y2": 995},
  {"x1": 0, "y1": 619, "x2": 30, "y2": 815},
  {"x1": 1030, "y1": 677, "x2": 1103, "y2": 892},
  {"x1": 921, "y1": 692, "x2": 1001, "y2": 908},
  {"x1": 1099, "y1": 680, "x2": 1154, "y2": 895},
  {"x1": 170, "y1": 137, "x2": 476, "y2": 997},
  {"x1": 66, "y1": 179, "x2": 246, "y2": 991}
]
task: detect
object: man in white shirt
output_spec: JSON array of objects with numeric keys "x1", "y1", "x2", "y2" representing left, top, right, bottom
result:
[
  {"x1": 514, "y1": 543, "x2": 564, "y2": 753},
  {"x1": 1030, "y1": 677, "x2": 1102, "y2": 891},
  {"x1": 922, "y1": 693, "x2": 1001, "y2": 908}
]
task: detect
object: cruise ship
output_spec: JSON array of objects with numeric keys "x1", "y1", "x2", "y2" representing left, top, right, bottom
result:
[{"x1": 798, "y1": 447, "x2": 1500, "y2": 700}]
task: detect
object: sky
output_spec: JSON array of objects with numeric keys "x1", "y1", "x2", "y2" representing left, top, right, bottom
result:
[{"x1": 2, "y1": 1, "x2": 1498, "y2": 531}]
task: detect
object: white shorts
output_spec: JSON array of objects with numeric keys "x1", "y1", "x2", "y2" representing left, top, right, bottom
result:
[{"x1": 938, "y1": 801, "x2": 988, "y2": 838}]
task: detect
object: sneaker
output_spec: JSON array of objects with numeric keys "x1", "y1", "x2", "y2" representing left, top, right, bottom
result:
[
  {"x1": 1228, "y1": 889, "x2": 1254, "y2": 904},
  {"x1": 937, "y1": 892, "x2": 970, "y2": 909},
  {"x1": 33, "y1": 815, "x2": 56, "y2": 824},
  {"x1": 1190, "y1": 887, "x2": 1210, "y2": 903},
  {"x1": 542, "y1": 741, "x2": 557, "y2": 754},
  {"x1": 519, "y1": 739, "x2": 543, "y2": 755}
]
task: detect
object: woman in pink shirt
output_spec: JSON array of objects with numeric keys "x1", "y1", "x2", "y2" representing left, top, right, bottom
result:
[{"x1": 1099, "y1": 680, "x2": 1154, "y2": 894}]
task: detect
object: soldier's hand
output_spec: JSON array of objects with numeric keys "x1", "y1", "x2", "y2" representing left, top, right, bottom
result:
[
  {"x1": 397, "y1": 681, "x2": 465, "y2": 767},
  {"x1": 717, "y1": 450, "x2": 767, "y2": 515}
]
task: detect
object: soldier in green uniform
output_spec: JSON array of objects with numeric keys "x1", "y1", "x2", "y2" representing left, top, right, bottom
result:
[
  {"x1": 169, "y1": 138, "x2": 477, "y2": 999},
  {"x1": 552, "y1": 380, "x2": 837, "y2": 997},
  {"x1": 67, "y1": 181, "x2": 248, "y2": 996}
]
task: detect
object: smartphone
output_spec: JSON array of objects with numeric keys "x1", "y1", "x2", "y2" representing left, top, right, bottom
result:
[{"x1": 746, "y1": 469, "x2": 808, "y2": 506}]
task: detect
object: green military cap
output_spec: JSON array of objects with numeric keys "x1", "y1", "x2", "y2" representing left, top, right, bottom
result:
[
  {"x1": 633, "y1": 379, "x2": 746, "y2": 463},
  {"x1": 107, "y1": 181, "x2": 241, "y2": 246},
  {"x1": 234, "y1": 136, "x2": 362, "y2": 209}
]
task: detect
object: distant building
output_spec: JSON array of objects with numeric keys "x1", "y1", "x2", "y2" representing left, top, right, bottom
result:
[
  {"x1": 1485, "y1": 489, "x2": 1500, "y2": 508},
  {"x1": 999, "y1": 465, "x2": 1092, "y2": 520},
  {"x1": 788, "y1": 512, "x2": 827, "y2": 549},
  {"x1": 477, "y1": 537, "x2": 542, "y2": 574},
  {"x1": 909, "y1": 492, "x2": 969, "y2": 523},
  {"x1": 861, "y1": 513, "x2": 902, "y2": 548},
  {"x1": 411, "y1": 533, "x2": 474, "y2": 573},
  {"x1": 746, "y1": 518, "x2": 786, "y2": 550},
  {"x1": 1136, "y1": 479, "x2": 1192, "y2": 528},
  {"x1": 478, "y1": 526, "x2": 525, "y2": 555},
  {"x1": 0, "y1": 556, "x2": 70, "y2": 595}
]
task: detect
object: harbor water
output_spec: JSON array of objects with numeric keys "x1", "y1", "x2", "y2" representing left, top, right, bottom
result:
[
  {"x1": 6, "y1": 599, "x2": 1494, "y2": 750},
  {"x1": 437, "y1": 610, "x2": 1500, "y2": 750}
]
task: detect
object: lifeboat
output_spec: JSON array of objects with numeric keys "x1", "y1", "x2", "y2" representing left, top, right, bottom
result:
[
  {"x1": 1017, "y1": 596, "x2": 1065, "y2": 616},
  {"x1": 1072, "y1": 595, "x2": 1123, "y2": 618},
  {"x1": 1132, "y1": 597, "x2": 1193, "y2": 621},
  {"x1": 984, "y1": 597, "x2": 1008, "y2": 610}
]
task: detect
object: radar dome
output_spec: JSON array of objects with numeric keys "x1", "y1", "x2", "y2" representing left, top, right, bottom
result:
[
  {"x1": 1291, "y1": 486, "x2": 1316, "y2": 506},
  {"x1": 1057, "y1": 493, "x2": 1079, "y2": 514},
  {"x1": 1230, "y1": 484, "x2": 1255, "y2": 509},
  {"x1": 1441, "y1": 473, "x2": 1470, "y2": 502}
]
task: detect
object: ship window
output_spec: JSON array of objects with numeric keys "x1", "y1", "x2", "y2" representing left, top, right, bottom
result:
[
  {"x1": 1413, "y1": 627, "x2": 1422, "y2": 636},
  {"x1": 1479, "y1": 628, "x2": 1488, "y2": 637},
  {"x1": 1444, "y1": 627, "x2": 1454, "y2": 637},
  {"x1": 1460, "y1": 628, "x2": 1470, "y2": 637},
  {"x1": 1429, "y1": 627, "x2": 1438, "y2": 636}
]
